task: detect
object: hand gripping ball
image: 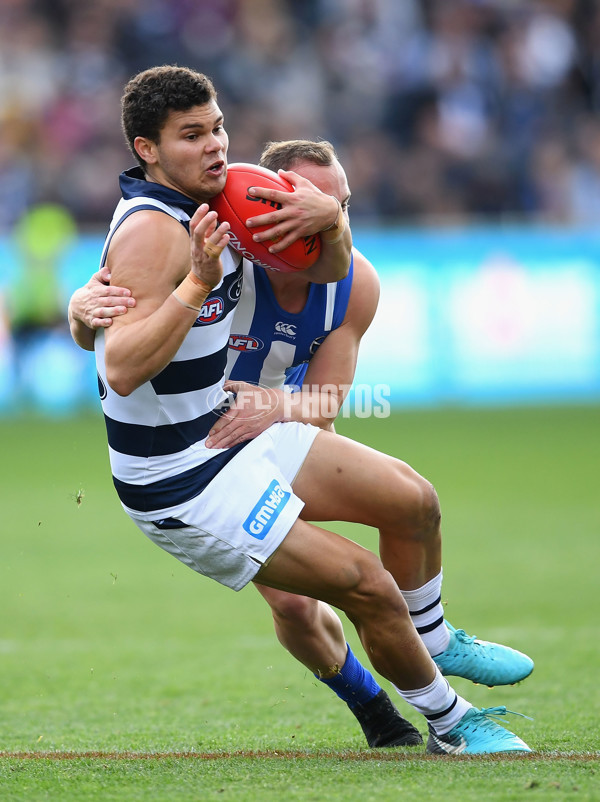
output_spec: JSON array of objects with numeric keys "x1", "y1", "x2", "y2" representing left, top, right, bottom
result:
[{"x1": 210, "y1": 162, "x2": 321, "y2": 273}]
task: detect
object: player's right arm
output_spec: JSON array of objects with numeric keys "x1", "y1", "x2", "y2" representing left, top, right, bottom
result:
[
  {"x1": 246, "y1": 170, "x2": 352, "y2": 285},
  {"x1": 68, "y1": 265, "x2": 136, "y2": 352},
  {"x1": 104, "y1": 204, "x2": 229, "y2": 396}
]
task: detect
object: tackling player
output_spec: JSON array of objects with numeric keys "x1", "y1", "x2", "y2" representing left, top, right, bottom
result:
[
  {"x1": 70, "y1": 139, "x2": 424, "y2": 748},
  {"x1": 68, "y1": 66, "x2": 533, "y2": 755},
  {"x1": 70, "y1": 137, "x2": 535, "y2": 749}
]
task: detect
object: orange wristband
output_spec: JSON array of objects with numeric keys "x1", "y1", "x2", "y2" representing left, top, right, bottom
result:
[{"x1": 172, "y1": 271, "x2": 212, "y2": 312}]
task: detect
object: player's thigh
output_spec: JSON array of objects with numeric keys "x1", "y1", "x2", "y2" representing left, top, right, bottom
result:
[
  {"x1": 255, "y1": 516, "x2": 391, "y2": 612},
  {"x1": 294, "y1": 429, "x2": 431, "y2": 525}
]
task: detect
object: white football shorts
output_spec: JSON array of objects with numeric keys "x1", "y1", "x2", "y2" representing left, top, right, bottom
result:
[{"x1": 128, "y1": 421, "x2": 320, "y2": 591}]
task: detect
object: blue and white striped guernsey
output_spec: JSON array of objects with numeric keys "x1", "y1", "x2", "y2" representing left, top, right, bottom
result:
[
  {"x1": 95, "y1": 168, "x2": 246, "y2": 519},
  {"x1": 226, "y1": 254, "x2": 354, "y2": 390}
]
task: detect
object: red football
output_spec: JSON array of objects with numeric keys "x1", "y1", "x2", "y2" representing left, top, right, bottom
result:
[{"x1": 210, "y1": 162, "x2": 321, "y2": 273}]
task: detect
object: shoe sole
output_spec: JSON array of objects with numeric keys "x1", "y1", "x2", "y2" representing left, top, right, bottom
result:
[{"x1": 475, "y1": 664, "x2": 534, "y2": 689}]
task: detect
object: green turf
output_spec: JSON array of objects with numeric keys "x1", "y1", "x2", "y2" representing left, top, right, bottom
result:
[{"x1": 1, "y1": 406, "x2": 599, "y2": 800}]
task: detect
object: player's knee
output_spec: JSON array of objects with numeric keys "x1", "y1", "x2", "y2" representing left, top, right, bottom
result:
[
  {"x1": 390, "y1": 462, "x2": 441, "y2": 540},
  {"x1": 416, "y1": 476, "x2": 441, "y2": 536},
  {"x1": 270, "y1": 593, "x2": 318, "y2": 627},
  {"x1": 344, "y1": 553, "x2": 408, "y2": 620}
]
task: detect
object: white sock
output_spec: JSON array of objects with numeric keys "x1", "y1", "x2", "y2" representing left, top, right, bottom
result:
[
  {"x1": 400, "y1": 570, "x2": 450, "y2": 657},
  {"x1": 395, "y1": 669, "x2": 471, "y2": 735}
]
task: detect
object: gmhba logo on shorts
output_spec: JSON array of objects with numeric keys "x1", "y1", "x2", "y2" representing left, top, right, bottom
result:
[{"x1": 243, "y1": 480, "x2": 291, "y2": 540}]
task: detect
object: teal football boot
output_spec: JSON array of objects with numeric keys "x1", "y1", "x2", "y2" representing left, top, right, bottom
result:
[
  {"x1": 427, "y1": 706, "x2": 532, "y2": 755},
  {"x1": 433, "y1": 622, "x2": 534, "y2": 687}
]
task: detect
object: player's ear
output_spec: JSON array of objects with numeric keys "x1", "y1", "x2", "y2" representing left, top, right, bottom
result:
[{"x1": 134, "y1": 136, "x2": 158, "y2": 165}]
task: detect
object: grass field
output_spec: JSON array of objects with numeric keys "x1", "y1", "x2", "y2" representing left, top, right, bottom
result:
[{"x1": 1, "y1": 405, "x2": 599, "y2": 801}]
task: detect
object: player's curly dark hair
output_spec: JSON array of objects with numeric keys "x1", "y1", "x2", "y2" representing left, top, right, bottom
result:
[
  {"x1": 259, "y1": 139, "x2": 338, "y2": 172},
  {"x1": 121, "y1": 65, "x2": 217, "y2": 169}
]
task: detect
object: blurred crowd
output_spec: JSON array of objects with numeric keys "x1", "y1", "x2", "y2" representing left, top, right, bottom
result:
[
  {"x1": 3, "y1": 0, "x2": 600, "y2": 414},
  {"x1": 2, "y1": 0, "x2": 600, "y2": 233}
]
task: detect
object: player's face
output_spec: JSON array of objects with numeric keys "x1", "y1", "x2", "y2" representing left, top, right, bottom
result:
[
  {"x1": 138, "y1": 101, "x2": 229, "y2": 203},
  {"x1": 293, "y1": 159, "x2": 351, "y2": 222}
]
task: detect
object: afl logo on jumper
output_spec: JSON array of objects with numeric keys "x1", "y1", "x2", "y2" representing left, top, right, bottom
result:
[
  {"x1": 197, "y1": 296, "x2": 224, "y2": 324},
  {"x1": 243, "y1": 480, "x2": 291, "y2": 540},
  {"x1": 228, "y1": 334, "x2": 264, "y2": 352}
]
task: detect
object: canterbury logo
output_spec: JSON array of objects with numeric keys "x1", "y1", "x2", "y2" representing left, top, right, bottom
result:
[{"x1": 275, "y1": 322, "x2": 296, "y2": 337}]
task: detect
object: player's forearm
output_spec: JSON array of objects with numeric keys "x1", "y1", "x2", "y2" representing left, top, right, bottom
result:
[
  {"x1": 306, "y1": 199, "x2": 352, "y2": 284},
  {"x1": 309, "y1": 236, "x2": 352, "y2": 284},
  {"x1": 283, "y1": 388, "x2": 344, "y2": 430},
  {"x1": 67, "y1": 288, "x2": 97, "y2": 351},
  {"x1": 105, "y1": 264, "x2": 216, "y2": 395},
  {"x1": 104, "y1": 294, "x2": 198, "y2": 396},
  {"x1": 68, "y1": 309, "x2": 97, "y2": 351}
]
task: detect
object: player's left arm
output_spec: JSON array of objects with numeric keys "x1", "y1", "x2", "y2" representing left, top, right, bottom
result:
[
  {"x1": 205, "y1": 250, "x2": 379, "y2": 448},
  {"x1": 292, "y1": 250, "x2": 380, "y2": 426},
  {"x1": 245, "y1": 169, "x2": 352, "y2": 284}
]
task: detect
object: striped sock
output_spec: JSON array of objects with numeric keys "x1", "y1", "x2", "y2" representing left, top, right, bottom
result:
[
  {"x1": 395, "y1": 669, "x2": 471, "y2": 735},
  {"x1": 400, "y1": 571, "x2": 450, "y2": 657}
]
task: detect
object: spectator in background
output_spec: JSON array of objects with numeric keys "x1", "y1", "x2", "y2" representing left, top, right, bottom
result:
[
  {"x1": 1, "y1": 0, "x2": 600, "y2": 227},
  {"x1": 5, "y1": 202, "x2": 85, "y2": 412},
  {"x1": 0, "y1": 290, "x2": 13, "y2": 412},
  {"x1": 6, "y1": 203, "x2": 76, "y2": 340}
]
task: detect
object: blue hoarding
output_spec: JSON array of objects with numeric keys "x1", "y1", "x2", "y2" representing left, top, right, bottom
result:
[{"x1": 1, "y1": 226, "x2": 600, "y2": 415}]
